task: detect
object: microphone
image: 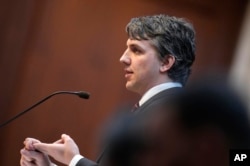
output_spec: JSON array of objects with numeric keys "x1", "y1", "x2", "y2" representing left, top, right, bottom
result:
[{"x1": 0, "y1": 91, "x2": 90, "y2": 128}]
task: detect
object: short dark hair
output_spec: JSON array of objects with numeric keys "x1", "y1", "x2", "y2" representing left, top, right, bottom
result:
[{"x1": 126, "y1": 14, "x2": 196, "y2": 85}]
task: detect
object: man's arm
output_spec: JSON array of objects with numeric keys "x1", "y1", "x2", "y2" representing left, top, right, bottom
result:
[{"x1": 75, "y1": 158, "x2": 98, "y2": 166}]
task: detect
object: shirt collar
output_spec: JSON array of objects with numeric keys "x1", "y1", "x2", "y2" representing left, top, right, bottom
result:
[{"x1": 139, "y1": 82, "x2": 182, "y2": 106}]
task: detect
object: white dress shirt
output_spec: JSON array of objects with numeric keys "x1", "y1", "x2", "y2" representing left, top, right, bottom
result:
[
  {"x1": 139, "y1": 82, "x2": 182, "y2": 106},
  {"x1": 69, "y1": 154, "x2": 84, "y2": 166}
]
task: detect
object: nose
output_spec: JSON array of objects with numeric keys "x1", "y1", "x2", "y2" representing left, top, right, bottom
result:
[{"x1": 120, "y1": 49, "x2": 130, "y2": 65}]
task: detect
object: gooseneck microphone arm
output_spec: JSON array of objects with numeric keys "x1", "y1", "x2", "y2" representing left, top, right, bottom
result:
[{"x1": 0, "y1": 91, "x2": 90, "y2": 128}]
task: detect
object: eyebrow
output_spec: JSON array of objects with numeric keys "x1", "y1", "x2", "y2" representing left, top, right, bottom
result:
[
  {"x1": 129, "y1": 43, "x2": 144, "y2": 51},
  {"x1": 128, "y1": 42, "x2": 143, "y2": 49}
]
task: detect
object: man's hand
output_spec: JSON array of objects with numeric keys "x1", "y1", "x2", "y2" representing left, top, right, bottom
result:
[
  {"x1": 33, "y1": 134, "x2": 80, "y2": 165},
  {"x1": 20, "y1": 138, "x2": 52, "y2": 166}
]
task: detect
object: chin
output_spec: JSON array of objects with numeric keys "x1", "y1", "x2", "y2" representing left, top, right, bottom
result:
[
  {"x1": 126, "y1": 83, "x2": 135, "y2": 91},
  {"x1": 126, "y1": 83, "x2": 140, "y2": 94}
]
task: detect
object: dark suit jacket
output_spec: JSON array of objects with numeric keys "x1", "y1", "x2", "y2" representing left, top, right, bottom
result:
[
  {"x1": 134, "y1": 87, "x2": 181, "y2": 114},
  {"x1": 75, "y1": 87, "x2": 182, "y2": 166},
  {"x1": 76, "y1": 158, "x2": 98, "y2": 166}
]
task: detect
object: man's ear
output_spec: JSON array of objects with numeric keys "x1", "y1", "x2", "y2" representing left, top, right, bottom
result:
[{"x1": 160, "y1": 55, "x2": 175, "y2": 72}]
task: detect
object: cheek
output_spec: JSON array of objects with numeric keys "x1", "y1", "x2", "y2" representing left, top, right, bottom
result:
[
  {"x1": 134, "y1": 63, "x2": 150, "y2": 81},
  {"x1": 138, "y1": 60, "x2": 161, "y2": 77},
  {"x1": 135, "y1": 58, "x2": 154, "y2": 70},
  {"x1": 132, "y1": 55, "x2": 161, "y2": 80}
]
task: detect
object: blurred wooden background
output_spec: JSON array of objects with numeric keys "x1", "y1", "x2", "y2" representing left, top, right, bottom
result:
[{"x1": 0, "y1": 0, "x2": 247, "y2": 165}]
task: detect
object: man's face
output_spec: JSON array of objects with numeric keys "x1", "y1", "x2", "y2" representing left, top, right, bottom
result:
[{"x1": 120, "y1": 39, "x2": 166, "y2": 95}]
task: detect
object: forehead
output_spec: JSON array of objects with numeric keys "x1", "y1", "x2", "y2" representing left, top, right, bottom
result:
[{"x1": 126, "y1": 38, "x2": 154, "y2": 49}]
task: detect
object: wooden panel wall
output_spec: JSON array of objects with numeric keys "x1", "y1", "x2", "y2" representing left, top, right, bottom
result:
[{"x1": 0, "y1": 0, "x2": 247, "y2": 165}]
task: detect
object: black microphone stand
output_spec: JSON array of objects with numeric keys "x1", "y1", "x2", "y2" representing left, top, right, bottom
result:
[{"x1": 0, "y1": 91, "x2": 89, "y2": 128}]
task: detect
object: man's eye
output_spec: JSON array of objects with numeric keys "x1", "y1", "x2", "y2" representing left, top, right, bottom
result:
[{"x1": 132, "y1": 48, "x2": 141, "y2": 54}]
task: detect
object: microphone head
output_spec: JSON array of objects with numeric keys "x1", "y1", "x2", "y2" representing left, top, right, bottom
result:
[{"x1": 77, "y1": 91, "x2": 90, "y2": 99}]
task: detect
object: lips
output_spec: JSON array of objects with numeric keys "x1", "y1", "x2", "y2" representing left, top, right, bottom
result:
[{"x1": 124, "y1": 69, "x2": 133, "y2": 78}]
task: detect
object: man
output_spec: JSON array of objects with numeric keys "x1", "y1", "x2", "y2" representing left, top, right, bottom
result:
[{"x1": 20, "y1": 14, "x2": 196, "y2": 166}]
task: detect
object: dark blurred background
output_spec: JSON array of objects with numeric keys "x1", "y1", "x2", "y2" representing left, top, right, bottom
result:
[{"x1": 0, "y1": 0, "x2": 249, "y2": 165}]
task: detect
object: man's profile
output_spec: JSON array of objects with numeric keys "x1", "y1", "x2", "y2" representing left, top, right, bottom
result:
[{"x1": 20, "y1": 14, "x2": 196, "y2": 166}]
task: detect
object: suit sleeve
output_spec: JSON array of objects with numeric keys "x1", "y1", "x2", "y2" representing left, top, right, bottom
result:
[{"x1": 75, "y1": 158, "x2": 98, "y2": 166}]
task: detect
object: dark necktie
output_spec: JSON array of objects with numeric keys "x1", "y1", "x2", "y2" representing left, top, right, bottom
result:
[{"x1": 131, "y1": 102, "x2": 139, "y2": 112}]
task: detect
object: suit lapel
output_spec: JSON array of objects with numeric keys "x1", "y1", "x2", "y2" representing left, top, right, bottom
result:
[{"x1": 135, "y1": 87, "x2": 182, "y2": 114}]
